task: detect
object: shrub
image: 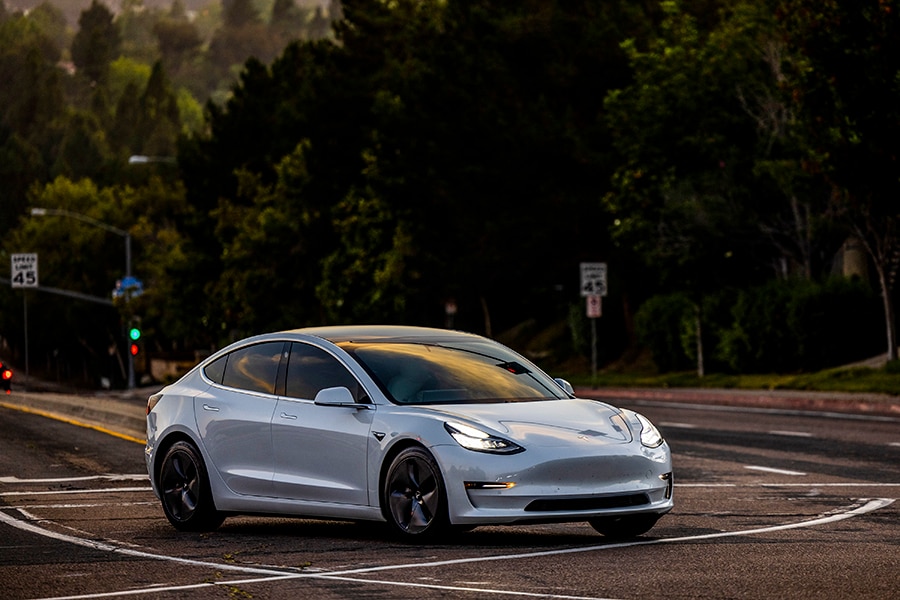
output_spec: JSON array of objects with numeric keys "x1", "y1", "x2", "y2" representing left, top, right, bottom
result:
[
  {"x1": 719, "y1": 278, "x2": 882, "y2": 373},
  {"x1": 634, "y1": 293, "x2": 695, "y2": 373},
  {"x1": 639, "y1": 278, "x2": 883, "y2": 374}
]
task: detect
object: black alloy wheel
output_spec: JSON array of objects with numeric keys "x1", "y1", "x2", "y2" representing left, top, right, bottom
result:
[
  {"x1": 383, "y1": 447, "x2": 449, "y2": 540},
  {"x1": 158, "y1": 440, "x2": 224, "y2": 531}
]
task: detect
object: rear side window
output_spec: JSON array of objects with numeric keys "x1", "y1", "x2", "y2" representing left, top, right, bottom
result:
[
  {"x1": 203, "y1": 355, "x2": 227, "y2": 384},
  {"x1": 218, "y1": 341, "x2": 285, "y2": 395},
  {"x1": 285, "y1": 342, "x2": 362, "y2": 401}
]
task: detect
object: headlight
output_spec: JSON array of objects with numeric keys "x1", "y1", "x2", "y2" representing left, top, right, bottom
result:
[
  {"x1": 635, "y1": 413, "x2": 664, "y2": 448},
  {"x1": 444, "y1": 422, "x2": 524, "y2": 454}
]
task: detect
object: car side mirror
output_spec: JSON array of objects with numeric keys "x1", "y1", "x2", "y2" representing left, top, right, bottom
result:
[
  {"x1": 314, "y1": 386, "x2": 358, "y2": 407},
  {"x1": 554, "y1": 378, "x2": 574, "y2": 395}
]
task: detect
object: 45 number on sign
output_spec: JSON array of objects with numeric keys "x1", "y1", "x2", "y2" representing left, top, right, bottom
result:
[{"x1": 11, "y1": 253, "x2": 39, "y2": 288}]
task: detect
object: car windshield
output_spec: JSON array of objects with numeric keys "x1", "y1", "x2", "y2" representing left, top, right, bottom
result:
[{"x1": 339, "y1": 340, "x2": 569, "y2": 405}]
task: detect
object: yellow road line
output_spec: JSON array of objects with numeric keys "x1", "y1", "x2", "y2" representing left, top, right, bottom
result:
[{"x1": 0, "y1": 401, "x2": 145, "y2": 445}]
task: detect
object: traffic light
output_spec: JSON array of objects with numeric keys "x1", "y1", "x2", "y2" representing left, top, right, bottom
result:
[
  {"x1": 1, "y1": 364, "x2": 11, "y2": 394},
  {"x1": 128, "y1": 318, "x2": 142, "y2": 356}
]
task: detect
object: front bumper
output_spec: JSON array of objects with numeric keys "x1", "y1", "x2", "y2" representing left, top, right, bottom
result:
[{"x1": 434, "y1": 441, "x2": 673, "y2": 525}]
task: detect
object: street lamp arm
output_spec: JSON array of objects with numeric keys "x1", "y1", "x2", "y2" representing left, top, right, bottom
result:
[{"x1": 31, "y1": 207, "x2": 129, "y2": 237}]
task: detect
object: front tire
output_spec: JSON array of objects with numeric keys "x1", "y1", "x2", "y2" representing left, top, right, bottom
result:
[
  {"x1": 589, "y1": 514, "x2": 660, "y2": 539},
  {"x1": 383, "y1": 447, "x2": 449, "y2": 540},
  {"x1": 158, "y1": 441, "x2": 224, "y2": 532}
]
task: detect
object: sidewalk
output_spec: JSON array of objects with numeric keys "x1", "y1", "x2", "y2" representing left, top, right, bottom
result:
[
  {"x1": 576, "y1": 386, "x2": 900, "y2": 418},
  {"x1": 0, "y1": 387, "x2": 152, "y2": 442}
]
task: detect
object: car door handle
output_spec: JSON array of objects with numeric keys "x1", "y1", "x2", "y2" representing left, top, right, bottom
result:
[
  {"x1": 202, "y1": 404, "x2": 220, "y2": 412},
  {"x1": 280, "y1": 412, "x2": 298, "y2": 420}
]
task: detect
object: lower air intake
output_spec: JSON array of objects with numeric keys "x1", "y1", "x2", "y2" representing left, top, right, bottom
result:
[{"x1": 525, "y1": 493, "x2": 650, "y2": 512}]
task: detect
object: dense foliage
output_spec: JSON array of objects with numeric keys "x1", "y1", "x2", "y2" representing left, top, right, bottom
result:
[
  {"x1": 1, "y1": 0, "x2": 898, "y2": 387},
  {"x1": 636, "y1": 279, "x2": 882, "y2": 374}
]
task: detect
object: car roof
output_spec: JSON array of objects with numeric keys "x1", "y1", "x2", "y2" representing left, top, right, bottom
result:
[{"x1": 287, "y1": 325, "x2": 486, "y2": 344}]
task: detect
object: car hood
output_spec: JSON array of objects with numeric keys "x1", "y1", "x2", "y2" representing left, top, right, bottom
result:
[{"x1": 426, "y1": 399, "x2": 633, "y2": 447}]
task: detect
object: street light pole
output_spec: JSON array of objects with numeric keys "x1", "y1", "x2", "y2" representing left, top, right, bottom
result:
[{"x1": 30, "y1": 207, "x2": 136, "y2": 388}]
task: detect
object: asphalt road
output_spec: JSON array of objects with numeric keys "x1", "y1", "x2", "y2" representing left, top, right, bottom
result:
[{"x1": 0, "y1": 392, "x2": 898, "y2": 599}]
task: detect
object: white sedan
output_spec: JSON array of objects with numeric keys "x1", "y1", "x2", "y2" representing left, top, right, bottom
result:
[{"x1": 145, "y1": 325, "x2": 673, "y2": 540}]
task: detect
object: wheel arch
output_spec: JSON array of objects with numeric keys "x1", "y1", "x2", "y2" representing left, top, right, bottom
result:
[
  {"x1": 377, "y1": 439, "x2": 430, "y2": 519},
  {"x1": 152, "y1": 430, "x2": 202, "y2": 486}
]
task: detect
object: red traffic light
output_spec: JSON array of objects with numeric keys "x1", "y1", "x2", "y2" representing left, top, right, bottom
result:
[
  {"x1": 1, "y1": 368, "x2": 11, "y2": 380},
  {"x1": 130, "y1": 343, "x2": 140, "y2": 356}
]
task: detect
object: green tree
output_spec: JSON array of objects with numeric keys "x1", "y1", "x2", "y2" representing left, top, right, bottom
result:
[
  {"x1": 153, "y1": 12, "x2": 202, "y2": 75},
  {"x1": 181, "y1": 0, "x2": 658, "y2": 339},
  {"x1": 0, "y1": 13, "x2": 65, "y2": 231},
  {"x1": 138, "y1": 61, "x2": 181, "y2": 156},
  {"x1": 207, "y1": 0, "x2": 281, "y2": 88},
  {"x1": 117, "y1": 0, "x2": 160, "y2": 64},
  {"x1": 779, "y1": 0, "x2": 900, "y2": 360},
  {"x1": 0, "y1": 13, "x2": 64, "y2": 139},
  {"x1": 27, "y1": 2, "x2": 71, "y2": 54},
  {"x1": 269, "y1": 0, "x2": 307, "y2": 46},
  {"x1": 603, "y1": 1, "x2": 797, "y2": 373},
  {"x1": 51, "y1": 109, "x2": 113, "y2": 183},
  {"x1": 111, "y1": 81, "x2": 144, "y2": 154},
  {"x1": 71, "y1": 0, "x2": 121, "y2": 85},
  {"x1": 211, "y1": 142, "x2": 333, "y2": 334}
]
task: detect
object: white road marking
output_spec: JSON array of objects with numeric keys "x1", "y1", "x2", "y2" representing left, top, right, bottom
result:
[
  {"x1": 0, "y1": 474, "x2": 147, "y2": 484},
  {"x1": 681, "y1": 482, "x2": 900, "y2": 488},
  {"x1": 890, "y1": 442, "x2": 900, "y2": 447},
  {"x1": 659, "y1": 422, "x2": 696, "y2": 429},
  {"x1": 15, "y1": 502, "x2": 156, "y2": 510},
  {"x1": 745, "y1": 465, "x2": 806, "y2": 476},
  {"x1": 1, "y1": 496, "x2": 890, "y2": 600},
  {"x1": 0, "y1": 487, "x2": 151, "y2": 497},
  {"x1": 768, "y1": 430, "x2": 812, "y2": 437}
]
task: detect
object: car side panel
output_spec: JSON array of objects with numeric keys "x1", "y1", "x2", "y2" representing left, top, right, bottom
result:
[
  {"x1": 270, "y1": 397, "x2": 374, "y2": 504},
  {"x1": 194, "y1": 385, "x2": 277, "y2": 496}
]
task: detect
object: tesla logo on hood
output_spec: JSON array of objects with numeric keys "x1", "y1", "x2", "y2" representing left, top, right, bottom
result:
[{"x1": 578, "y1": 429, "x2": 604, "y2": 437}]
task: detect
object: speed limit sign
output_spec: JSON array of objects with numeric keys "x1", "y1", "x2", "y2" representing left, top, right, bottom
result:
[
  {"x1": 580, "y1": 262, "x2": 607, "y2": 297},
  {"x1": 11, "y1": 253, "x2": 38, "y2": 288}
]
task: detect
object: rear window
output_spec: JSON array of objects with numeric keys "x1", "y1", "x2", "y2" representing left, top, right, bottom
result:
[{"x1": 204, "y1": 342, "x2": 285, "y2": 395}]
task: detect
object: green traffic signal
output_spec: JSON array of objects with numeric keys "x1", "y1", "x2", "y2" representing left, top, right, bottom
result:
[{"x1": 129, "y1": 327, "x2": 141, "y2": 341}]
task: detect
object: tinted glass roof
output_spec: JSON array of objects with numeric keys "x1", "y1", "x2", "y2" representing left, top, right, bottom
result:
[{"x1": 292, "y1": 325, "x2": 483, "y2": 344}]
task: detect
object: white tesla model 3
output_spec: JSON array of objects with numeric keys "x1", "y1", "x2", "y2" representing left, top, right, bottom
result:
[{"x1": 145, "y1": 325, "x2": 673, "y2": 540}]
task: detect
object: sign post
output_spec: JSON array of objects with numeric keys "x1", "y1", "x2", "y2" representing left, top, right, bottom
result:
[
  {"x1": 11, "y1": 254, "x2": 38, "y2": 390},
  {"x1": 580, "y1": 262, "x2": 607, "y2": 385}
]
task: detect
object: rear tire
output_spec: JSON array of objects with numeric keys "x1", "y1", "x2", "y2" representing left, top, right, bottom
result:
[
  {"x1": 589, "y1": 514, "x2": 660, "y2": 539},
  {"x1": 158, "y1": 441, "x2": 224, "y2": 532}
]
